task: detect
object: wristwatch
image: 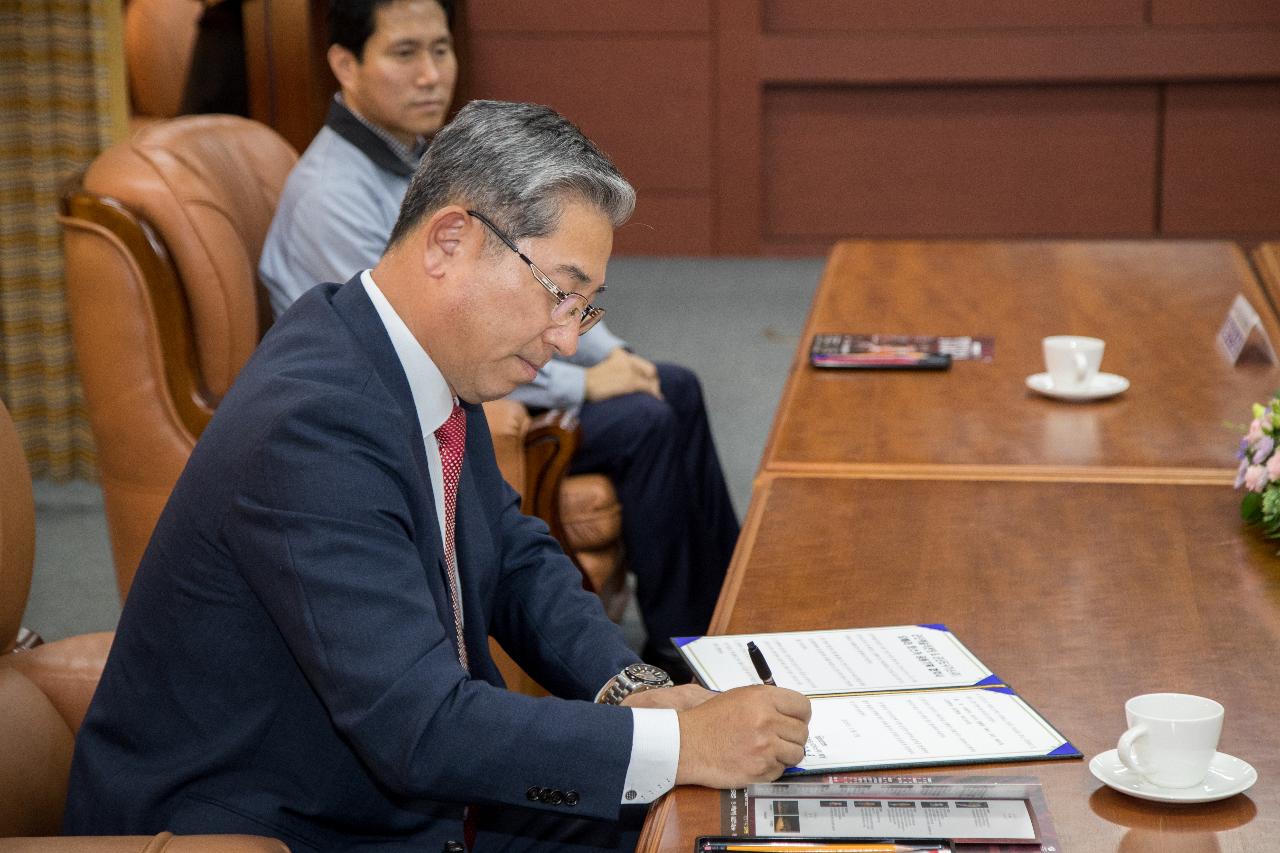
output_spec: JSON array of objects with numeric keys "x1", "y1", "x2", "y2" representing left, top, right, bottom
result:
[{"x1": 596, "y1": 662, "x2": 674, "y2": 705}]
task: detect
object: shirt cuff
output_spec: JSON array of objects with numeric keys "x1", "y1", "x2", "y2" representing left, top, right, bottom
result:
[{"x1": 621, "y1": 708, "x2": 680, "y2": 804}]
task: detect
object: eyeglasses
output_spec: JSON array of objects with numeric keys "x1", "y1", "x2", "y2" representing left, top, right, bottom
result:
[{"x1": 467, "y1": 210, "x2": 605, "y2": 335}]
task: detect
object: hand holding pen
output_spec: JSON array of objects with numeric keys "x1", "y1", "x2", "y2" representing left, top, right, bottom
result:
[{"x1": 673, "y1": 648, "x2": 810, "y2": 788}]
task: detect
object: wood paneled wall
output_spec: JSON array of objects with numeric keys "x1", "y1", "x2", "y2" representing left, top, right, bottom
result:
[
  {"x1": 466, "y1": 0, "x2": 1280, "y2": 255},
  {"x1": 250, "y1": 0, "x2": 1280, "y2": 255},
  {"x1": 463, "y1": 3, "x2": 715, "y2": 255}
]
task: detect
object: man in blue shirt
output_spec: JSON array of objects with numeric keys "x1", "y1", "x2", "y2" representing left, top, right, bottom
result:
[{"x1": 259, "y1": 0, "x2": 739, "y2": 674}]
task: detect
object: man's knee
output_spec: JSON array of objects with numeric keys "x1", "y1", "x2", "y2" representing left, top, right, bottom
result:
[
  {"x1": 623, "y1": 392, "x2": 679, "y2": 444},
  {"x1": 655, "y1": 362, "x2": 705, "y2": 419}
]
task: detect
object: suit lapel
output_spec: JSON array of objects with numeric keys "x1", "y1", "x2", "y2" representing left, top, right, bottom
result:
[
  {"x1": 329, "y1": 277, "x2": 458, "y2": 648},
  {"x1": 330, "y1": 276, "x2": 420, "y2": 434}
]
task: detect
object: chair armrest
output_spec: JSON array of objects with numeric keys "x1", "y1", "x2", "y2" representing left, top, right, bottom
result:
[
  {"x1": 0, "y1": 834, "x2": 291, "y2": 851},
  {"x1": 480, "y1": 402, "x2": 592, "y2": 590},
  {"x1": 523, "y1": 409, "x2": 591, "y2": 588},
  {"x1": 1, "y1": 632, "x2": 113, "y2": 734},
  {"x1": 149, "y1": 834, "x2": 291, "y2": 852},
  {"x1": 481, "y1": 399, "x2": 532, "y2": 494}
]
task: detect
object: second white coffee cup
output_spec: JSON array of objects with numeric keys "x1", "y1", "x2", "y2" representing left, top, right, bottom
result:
[
  {"x1": 1117, "y1": 692, "x2": 1223, "y2": 788},
  {"x1": 1043, "y1": 336, "x2": 1104, "y2": 390}
]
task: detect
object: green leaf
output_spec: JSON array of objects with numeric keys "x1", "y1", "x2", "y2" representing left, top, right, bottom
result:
[{"x1": 1242, "y1": 491, "x2": 1263, "y2": 524}]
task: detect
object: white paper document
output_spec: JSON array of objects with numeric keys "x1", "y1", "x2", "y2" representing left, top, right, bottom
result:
[
  {"x1": 677, "y1": 625, "x2": 994, "y2": 694},
  {"x1": 677, "y1": 625, "x2": 1079, "y2": 774},
  {"x1": 797, "y1": 688, "x2": 1070, "y2": 772}
]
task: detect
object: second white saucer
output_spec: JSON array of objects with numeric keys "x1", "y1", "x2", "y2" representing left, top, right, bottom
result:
[
  {"x1": 1089, "y1": 748, "x2": 1257, "y2": 804},
  {"x1": 1026, "y1": 372, "x2": 1129, "y2": 402}
]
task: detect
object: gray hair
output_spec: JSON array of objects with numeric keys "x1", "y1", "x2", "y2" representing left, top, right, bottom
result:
[{"x1": 387, "y1": 100, "x2": 635, "y2": 250}]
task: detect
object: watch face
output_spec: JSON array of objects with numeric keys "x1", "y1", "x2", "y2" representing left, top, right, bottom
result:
[{"x1": 625, "y1": 662, "x2": 671, "y2": 687}]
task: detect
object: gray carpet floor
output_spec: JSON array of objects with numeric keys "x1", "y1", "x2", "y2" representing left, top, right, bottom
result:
[{"x1": 23, "y1": 256, "x2": 826, "y2": 643}]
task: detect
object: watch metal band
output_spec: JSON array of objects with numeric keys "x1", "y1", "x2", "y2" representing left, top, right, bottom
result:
[{"x1": 597, "y1": 663, "x2": 674, "y2": 705}]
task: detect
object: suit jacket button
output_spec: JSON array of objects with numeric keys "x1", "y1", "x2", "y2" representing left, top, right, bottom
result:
[
  {"x1": 526, "y1": 786, "x2": 542, "y2": 802},
  {"x1": 564, "y1": 790, "x2": 580, "y2": 806},
  {"x1": 548, "y1": 789, "x2": 564, "y2": 805}
]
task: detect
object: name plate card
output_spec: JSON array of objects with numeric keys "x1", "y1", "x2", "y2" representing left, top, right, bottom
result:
[{"x1": 1218, "y1": 294, "x2": 1278, "y2": 365}]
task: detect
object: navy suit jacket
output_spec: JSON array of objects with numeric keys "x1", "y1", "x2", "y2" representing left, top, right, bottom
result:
[{"x1": 63, "y1": 278, "x2": 639, "y2": 851}]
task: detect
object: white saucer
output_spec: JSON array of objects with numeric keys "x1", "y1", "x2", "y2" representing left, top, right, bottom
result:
[
  {"x1": 1089, "y1": 749, "x2": 1257, "y2": 804},
  {"x1": 1026, "y1": 372, "x2": 1129, "y2": 401}
]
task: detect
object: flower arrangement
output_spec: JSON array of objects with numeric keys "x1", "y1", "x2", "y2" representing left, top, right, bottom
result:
[{"x1": 1237, "y1": 394, "x2": 1280, "y2": 536}]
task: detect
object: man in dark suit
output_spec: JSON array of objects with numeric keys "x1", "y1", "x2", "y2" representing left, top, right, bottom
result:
[
  {"x1": 260, "y1": 0, "x2": 741, "y2": 676},
  {"x1": 63, "y1": 101, "x2": 809, "y2": 851}
]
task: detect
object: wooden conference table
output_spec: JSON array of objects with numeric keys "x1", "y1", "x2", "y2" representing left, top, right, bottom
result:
[
  {"x1": 1255, "y1": 242, "x2": 1280, "y2": 315},
  {"x1": 638, "y1": 240, "x2": 1280, "y2": 852},
  {"x1": 638, "y1": 476, "x2": 1280, "y2": 853},
  {"x1": 763, "y1": 240, "x2": 1280, "y2": 483}
]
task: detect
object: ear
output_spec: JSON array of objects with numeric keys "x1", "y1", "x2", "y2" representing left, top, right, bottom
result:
[
  {"x1": 421, "y1": 206, "x2": 477, "y2": 280},
  {"x1": 328, "y1": 43, "x2": 359, "y2": 94}
]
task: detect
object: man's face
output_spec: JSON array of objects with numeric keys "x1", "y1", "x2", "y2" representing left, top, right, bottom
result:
[
  {"x1": 436, "y1": 201, "x2": 615, "y2": 404},
  {"x1": 333, "y1": 0, "x2": 457, "y2": 147}
]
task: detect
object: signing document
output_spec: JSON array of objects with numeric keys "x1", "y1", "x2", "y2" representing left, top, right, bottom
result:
[{"x1": 676, "y1": 625, "x2": 1079, "y2": 774}]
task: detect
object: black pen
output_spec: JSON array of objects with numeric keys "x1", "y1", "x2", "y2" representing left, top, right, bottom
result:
[{"x1": 746, "y1": 641, "x2": 776, "y2": 686}]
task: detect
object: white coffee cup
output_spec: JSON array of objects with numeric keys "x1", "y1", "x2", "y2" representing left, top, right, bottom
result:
[
  {"x1": 1043, "y1": 336, "x2": 1104, "y2": 391},
  {"x1": 1117, "y1": 693, "x2": 1223, "y2": 788}
]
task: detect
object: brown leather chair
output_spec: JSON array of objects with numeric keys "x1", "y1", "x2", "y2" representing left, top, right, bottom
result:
[
  {"x1": 122, "y1": 0, "x2": 203, "y2": 129},
  {"x1": 59, "y1": 115, "x2": 295, "y2": 597},
  {"x1": 115, "y1": 0, "x2": 632, "y2": 612},
  {"x1": 557, "y1": 474, "x2": 625, "y2": 621},
  {"x1": 0, "y1": 400, "x2": 39, "y2": 656},
  {"x1": 57, "y1": 114, "x2": 624, "y2": 689},
  {"x1": 0, "y1": 399, "x2": 115, "y2": 720},
  {"x1": 495, "y1": 411, "x2": 628, "y2": 623},
  {"x1": 0, "y1": 398, "x2": 286, "y2": 851}
]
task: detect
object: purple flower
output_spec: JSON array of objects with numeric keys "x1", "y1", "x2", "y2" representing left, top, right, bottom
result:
[
  {"x1": 1237, "y1": 459, "x2": 1250, "y2": 488},
  {"x1": 1254, "y1": 435, "x2": 1276, "y2": 463}
]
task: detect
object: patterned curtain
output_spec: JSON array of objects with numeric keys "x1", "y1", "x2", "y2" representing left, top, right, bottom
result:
[{"x1": 0, "y1": 0, "x2": 126, "y2": 479}]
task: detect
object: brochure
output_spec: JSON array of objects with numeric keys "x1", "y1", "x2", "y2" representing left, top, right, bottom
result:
[
  {"x1": 810, "y1": 334, "x2": 995, "y2": 369},
  {"x1": 715, "y1": 774, "x2": 1061, "y2": 852}
]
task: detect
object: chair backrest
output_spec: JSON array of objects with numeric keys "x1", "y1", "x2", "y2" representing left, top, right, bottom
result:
[
  {"x1": 123, "y1": 0, "x2": 202, "y2": 120},
  {"x1": 0, "y1": 398, "x2": 36, "y2": 655},
  {"x1": 0, "y1": 398, "x2": 114, "y2": 836},
  {"x1": 59, "y1": 115, "x2": 297, "y2": 597}
]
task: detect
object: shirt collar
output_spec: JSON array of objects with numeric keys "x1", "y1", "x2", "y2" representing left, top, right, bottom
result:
[
  {"x1": 326, "y1": 94, "x2": 428, "y2": 177},
  {"x1": 360, "y1": 269, "x2": 454, "y2": 434}
]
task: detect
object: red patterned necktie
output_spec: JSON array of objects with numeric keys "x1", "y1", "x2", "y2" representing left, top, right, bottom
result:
[{"x1": 434, "y1": 403, "x2": 469, "y2": 671}]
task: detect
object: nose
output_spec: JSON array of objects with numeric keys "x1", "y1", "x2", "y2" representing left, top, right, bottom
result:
[
  {"x1": 545, "y1": 320, "x2": 578, "y2": 358},
  {"x1": 416, "y1": 55, "x2": 441, "y2": 87}
]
